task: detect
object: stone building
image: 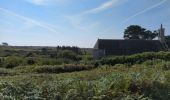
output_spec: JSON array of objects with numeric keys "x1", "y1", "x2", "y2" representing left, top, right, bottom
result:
[{"x1": 93, "y1": 25, "x2": 169, "y2": 58}]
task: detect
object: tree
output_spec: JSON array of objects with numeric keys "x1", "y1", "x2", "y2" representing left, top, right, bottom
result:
[
  {"x1": 41, "y1": 48, "x2": 48, "y2": 55},
  {"x1": 165, "y1": 35, "x2": 170, "y2": 48},
  {"x1": 165, "y1": 35, "x2": 170, "y2": 42},
  {"x1": 2, "y1": 42, "x2": 8, "y2": 46},
  {"x1": 123, "y1": 25, "x2": 157, "y2": 40}
]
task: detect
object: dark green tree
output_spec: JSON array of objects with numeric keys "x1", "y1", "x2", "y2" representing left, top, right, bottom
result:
[
  {"x1": 165, "y1": 35, "x2": 170, "y2": 48},
  {"x1": 124, "y1": 25, "x2": 157, "y2": 40},
  {"x1": 165, "y1": 35, "x2": 170, "y2": 41},
  {"x1": 2, "y1": 42, "x2": 8, "y2": 46},
  {"x1": 41, "y1": 48, "x2": 48, "y2": 55}
]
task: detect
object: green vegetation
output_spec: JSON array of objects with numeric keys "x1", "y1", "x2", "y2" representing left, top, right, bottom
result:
[
  {"x1": 123, "y1": 25, "x2": 158, "y2": 40},
  {"x1": 0, "y1": 46, "x2": 170, "y2": 99},
  {"x1": 0, "y1": 46, "x2": 93, "y2": 68},
  {"x1": 100, "y1": 51, "x2": 170, "y2": 66}
]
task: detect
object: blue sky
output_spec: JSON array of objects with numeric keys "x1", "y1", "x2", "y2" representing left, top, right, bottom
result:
[{"x1": 0, "y1": 0, "x2": 170, "y2": 47}]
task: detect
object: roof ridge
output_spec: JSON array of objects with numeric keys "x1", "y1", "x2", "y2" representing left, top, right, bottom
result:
[{"x1": 98, "y1": 39, "x2": 159, "y2": 41}]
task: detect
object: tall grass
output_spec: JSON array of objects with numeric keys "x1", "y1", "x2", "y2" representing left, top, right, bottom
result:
[
  {"x1": 0, "y1": 64, "x2": 169, "y2": 99},
  {"x1": 0, "y1": 51, "x2": 170, "y2": 99}
]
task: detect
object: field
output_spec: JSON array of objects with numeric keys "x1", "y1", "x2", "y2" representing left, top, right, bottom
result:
[{"x1": 0, "y1": 46, "x2": 170, "y2": 100}]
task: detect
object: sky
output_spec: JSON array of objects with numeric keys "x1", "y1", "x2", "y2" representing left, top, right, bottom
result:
[{"x1": 0, "y1": 0, "x2": 170, "y2": 48}]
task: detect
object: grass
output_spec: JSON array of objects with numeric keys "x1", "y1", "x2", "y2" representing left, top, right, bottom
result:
[
  {"x1": 12, "y1": 64, "x2": 94, "y2": 74},
  {"x1": 0, "y1": 50, "x2": 170, "y2": 99},
  {"x1": 0, "y1": 62, "x2": 170, "y2": 100}
]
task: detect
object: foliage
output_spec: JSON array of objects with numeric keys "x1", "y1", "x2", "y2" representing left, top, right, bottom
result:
[
  {"x1": 0, "y1": 64, "x2": 169, "y2": 99},
  {"x1": 0, "y1": 46, "x2": 84, "y2": 67},
  {"x1": 33, "y1": 64, "x2": 94, "y2": 73},
  {"x1": 124, "y1": 25, "x2": 157, "y2": 40},
  {"x1": 165, "y1": 35, "x2": 170, "y2": 41},
  {"x1": 0, "y1": 46, "x2": 170, "y2": 99},
  {"x1": 165, "y1": 35, "x2": 170, "y2": 48},
  {"x1": 1, "y1": 42, "x2": 8, "y2": 46},
  {"x1": 100, "y1": 51, "x2": 170, "y2": 66},
  {"x1": 0, "y1": 49, "x2": 86, "y2": 68},
  {"x1": 4, "y1": 57, "x2": 24, "y2": 68},
  {"x1": 0, "y1": 68, "x2": 13, "y2": 75}
]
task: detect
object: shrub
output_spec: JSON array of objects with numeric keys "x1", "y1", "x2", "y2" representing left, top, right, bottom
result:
[
  {"x1": 100, "y1": 51, "x2": 170, "y2": 66},
  {"x1": 0, "y1": 58, "x2": 5, "y2": 67},
  {"x1": 26, "y1": 57, "x2": 36, "y2": 65},
  {"x1": 58, "y1": 50, "x2": 82, "y2": 61},
  {"x1": 0, "y1": 68, "x2": 12, "y2": 75},
  {"x1": 155, "y1": 61, "x2": 170, "y2": 70},
  {"x1": 140, "y1": 81, "x2": 170, "y2": 100},
  {"x1": 33, "y1": 64, "x2": 94, "y2": 73},
  {"x1": 0, "y1": 81, "x2": 42, "y2": 99},
  {"x1": 4, "y1": 57, "x2": 23, "y2": 68},
  {"x1": 0, "y1": 64, "x2": 170, "y2": 99}
]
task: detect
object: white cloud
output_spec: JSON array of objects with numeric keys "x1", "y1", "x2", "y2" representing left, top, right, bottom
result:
[
  {"x1": 24, "y1": 0, "x2": 52, "y2": 5},
  {"x1": 123, "y1": 0, "x2": 167, "y2": 23},
  {"x1": 24, "y1": 0, "x2": 68, "y2": 6},
  {"x1": 82, "y1": 0, "x2": 127, "y2": 15},
  {"x1": 65, "y1": 16, "x2": 87, "y2": 32},
  {"x1": 25, "y1": 0, "x2": 46, "y2": 5},
  {"x1": 66, "y1": 0, "x2": 128, "y2": 32},
  {"x1": 0, "y1": 7, "x2": 58, "y2": 33}
]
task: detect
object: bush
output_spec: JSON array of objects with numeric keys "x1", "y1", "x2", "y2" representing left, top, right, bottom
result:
[
  {"x1": 0, "y1": 63, "x2": 170, "y2": 99},
  {"x1": 0, "y1": 68, "x2": 12, "y2": 75},
  {"x1": 140, "y1": 81, "x2": 170, "y2": 100},
  {"x1": 4, "y1": 57, "x2": 23, "y2": 68},
  {"x1": 26, "y1": 57, "x2": 36, "y2": 65},
  {"x1": 100, "y1": 51, "x2": 170, "y2": 66},
  {"x1": 33, "y1": 64, "x2": 94, "y2": 73},
  {"x1": 57, "y1": 50, "x2": 81, "y2": 61},
  {"x1": 0, "y1": 58, "x2": 5, "y2": 67},
  {"x1": 0, "y1": 81, "x2": 42, "y2": 99}
]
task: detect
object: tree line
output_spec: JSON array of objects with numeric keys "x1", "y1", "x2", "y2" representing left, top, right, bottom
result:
[{"x1": 123, "y1": 25, "x2": 170, "y2": 41}]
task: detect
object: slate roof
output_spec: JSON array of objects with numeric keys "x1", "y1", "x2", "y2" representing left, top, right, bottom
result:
[{"x1": 94, "y1": 39, "x2": 165, "y2": 55}]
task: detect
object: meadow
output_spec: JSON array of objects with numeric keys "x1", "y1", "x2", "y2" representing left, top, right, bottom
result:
[{"x1": 0, "y1": 46, "x2": 170, "y2": 100}]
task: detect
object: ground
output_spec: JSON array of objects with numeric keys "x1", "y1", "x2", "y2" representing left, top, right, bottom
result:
[{"x1": 0, "y1": 46, "x2": 170, "y2": 100}]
